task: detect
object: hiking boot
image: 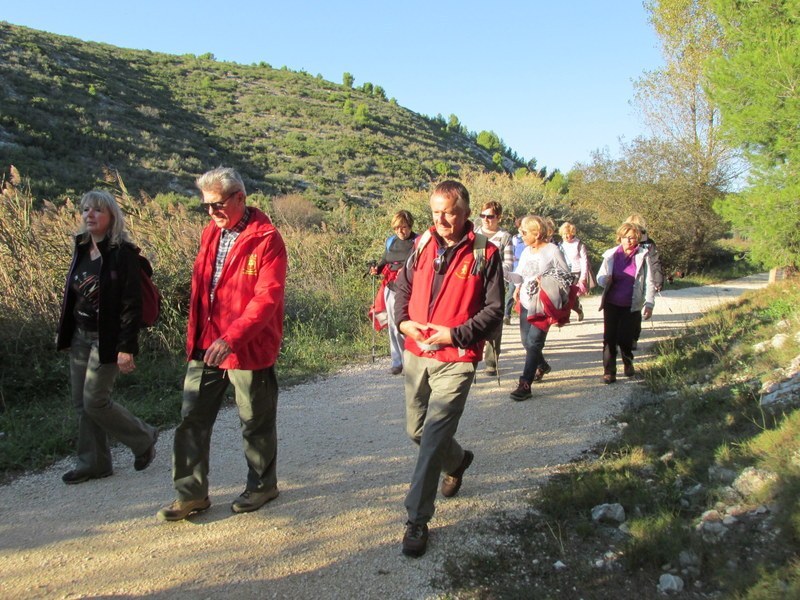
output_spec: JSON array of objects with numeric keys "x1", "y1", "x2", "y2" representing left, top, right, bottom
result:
[
  {"x1": 390, "y1": 366, "x2": 403, "y2": 375},
  {"x1": 157, "y1": 497, "x2": 211, "y2": 521},
  {"x1": 603, "y1": 374, "x2": 616, "y2": 384},
  {"x1": 402, "y1": 521, "x2": 429, "y2": 558},
  {"x1": 510, "y1": 379, "x2": 532, "y2": 401},
  {"x1": 503, "y1": 316, "x2": 511, "y2": 325},
  {"x1": 533, "y1": 363, "x2": 552, "y2": 382},
  {"x1": 134, "y1": 430, "x2": 158, "y2": 471},
  {"x1": 484, "y1": 368, "x2": 497, "y2": 377},
  {"x1": 441, "y1": 450, "x2": 474, "y2": 498},
  {"x1": 231, "y1": 488, "x2": 279, "y2": 513},
  {"x1": 623, "y1": 363, "x2": 635, "y2": 377},
  {"x1": 62, "y1": 468, "x2": 113, "y2": 485},
  {"x1": 576, "y1": 307, "x2": 584, "y2": 322}
]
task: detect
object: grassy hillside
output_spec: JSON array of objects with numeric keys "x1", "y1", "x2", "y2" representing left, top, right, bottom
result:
[{"x1": 0, "y1": 22, "x2": 520, "y2": 204}]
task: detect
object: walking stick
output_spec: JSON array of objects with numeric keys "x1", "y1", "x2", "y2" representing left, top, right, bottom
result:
[{"x1": 370, "y1": 271, "x2": 377, "y2": 363}]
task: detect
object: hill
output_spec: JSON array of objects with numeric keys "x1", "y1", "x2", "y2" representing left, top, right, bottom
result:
[{"x1": 0, "y1": 22, "x2": 524, "y2": 204}]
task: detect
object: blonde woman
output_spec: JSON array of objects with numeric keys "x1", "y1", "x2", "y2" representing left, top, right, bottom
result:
[
  {"x1": 596, "y1": 222, "x2": 657, "y2": 383},
  {"x1": 55, "y1": 191, "x2": 158, "y2": 484},
  {"x1": 558, "y1": 222, "x2": 590, "y2": 321},
  {"x1": 508, "y1": 216, "x2": 571, "y2": 401}
]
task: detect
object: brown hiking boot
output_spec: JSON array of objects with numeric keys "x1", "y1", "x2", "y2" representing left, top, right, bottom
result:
[
  {"x1": 441, "y1": 450, "x2": 474, "y2": 498},
  {"x1": 402, "y1": 521, "x2": 429, "y2": 557},
  {"x1": 510, "y1": 379, "x2": 532, "y2": 401},
  {"x1": 157, "y1": 497, "x2": 211, "y2": 522},
  {"x1": 231, "y1": 488, "x2": 279, "y2": 513}
]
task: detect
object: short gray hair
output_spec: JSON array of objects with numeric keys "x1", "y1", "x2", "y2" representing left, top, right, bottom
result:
[{"x1": 195, "y1": 167, "x2": 246, "y2": 197}]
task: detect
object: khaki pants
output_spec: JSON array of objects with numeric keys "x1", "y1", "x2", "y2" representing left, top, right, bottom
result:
[{"x1": 403, "y1": 351, "x2": 476, "y2": 524}]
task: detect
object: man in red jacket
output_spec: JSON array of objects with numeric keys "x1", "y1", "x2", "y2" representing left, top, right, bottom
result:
[
  {"x1": 158, "y1": 167, "x2": 287, "y2": 522},
  {"x1": 394, "y1": 180, "x2": 504, "y2": 556}
]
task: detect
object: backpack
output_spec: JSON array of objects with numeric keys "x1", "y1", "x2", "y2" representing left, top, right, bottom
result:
[{"x1": 136, "y1": 252, "x2": 162, "y2": 328}]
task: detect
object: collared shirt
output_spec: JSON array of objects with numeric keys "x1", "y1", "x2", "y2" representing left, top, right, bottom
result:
[{"x1": 210, "y1": 207, "x2": 251, "y2": 297}]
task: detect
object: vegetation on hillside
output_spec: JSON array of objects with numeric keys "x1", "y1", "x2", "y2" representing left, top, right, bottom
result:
[{"x1": 0, "y1": 22, "x2": 527, "y2": 205}]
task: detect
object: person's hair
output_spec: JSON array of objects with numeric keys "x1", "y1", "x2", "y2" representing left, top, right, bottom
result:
[
  {"x1": 625, "y1": 213, "x2": 647, "y2": 231},
  {"x1": 480, "y1": 200, "x2": 502, "y2": 216},
  {"x1": 559, "y1": 222, "x2": 577, "y2": 238},
  {"x1": 196, "y1": 166, "x2": 246, "y2": 197},
  {"x1": 431, "y1": 180, "x2": 470, "y2": 211},
  {"x1": 391, "y1": 210, "x2": 414, "y2": 229},
  {"x1": 520, "y1": 215, "x2": 548, "y2": 243},
  {"x1": 543, "y1": 217, "x2": 556, "y2": 239},
  {"x1": 77, "y1": 190, "x2": 132, "y2": 246},
  {"x1": 616, "y1": 222, "x2": 642, "y2": 244}
]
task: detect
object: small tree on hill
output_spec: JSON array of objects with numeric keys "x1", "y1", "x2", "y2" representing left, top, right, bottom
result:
[
  {"x1": 353, "y1": 103, "x2": 369, "y2": 128},
  {"x1": 342, "y1": 72, "x2": 354, "y2": 88},
  {"x1": 477, "y1": 130, "x2": 502, "y2": 153}
]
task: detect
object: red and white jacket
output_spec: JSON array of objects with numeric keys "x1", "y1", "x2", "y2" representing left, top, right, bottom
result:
[{"x1": 186, "y1": 208, "x2": 287, "y2": 370}]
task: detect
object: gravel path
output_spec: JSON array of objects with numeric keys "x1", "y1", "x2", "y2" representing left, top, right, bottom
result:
[{"x1": 0, "y1": 274, "x2": 768, "y2": 599}]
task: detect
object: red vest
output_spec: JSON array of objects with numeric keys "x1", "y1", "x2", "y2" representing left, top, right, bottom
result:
[{"x1": 405, "y1": 229, "x2": 496, "y2": 363}]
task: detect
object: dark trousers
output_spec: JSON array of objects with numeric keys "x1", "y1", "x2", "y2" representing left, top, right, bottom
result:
[
  {"x1": 172, "y1": 361, "x2": 278, "y2": 501},
  {"x1": 519, "y1": 307, "x2": 549, "y2": 383},
  {"x1": 602, "y1": 303, "x2": 639, "y2": 375}
]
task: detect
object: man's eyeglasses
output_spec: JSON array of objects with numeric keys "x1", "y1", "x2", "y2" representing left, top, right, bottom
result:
[
  {"x1": 479, "y1": 213, "x2": 497, "y2": 220},
  {"x1": 433, "y1": 247, "x2": 448, "y2": 274},
  {"x1": 201, "y1": 191, "x2": 238, "y2": 212}
]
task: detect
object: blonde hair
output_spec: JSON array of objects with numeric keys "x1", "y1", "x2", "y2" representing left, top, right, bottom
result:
[
  {"x1": 616, "y1": 222, "x2": 642, "y2": 244},
  {"x1": 391, "y1": 210, "x2": 414, "y2": 229},
  {"x1": 559, "y1": 222, "x2": 577, "y2": 238},
  {"x1": 520, "y1": 215, "x2": 548, "y2": 243},
  {"x1": 77, "y1": 190, "x2": 132, "y2": 246}
]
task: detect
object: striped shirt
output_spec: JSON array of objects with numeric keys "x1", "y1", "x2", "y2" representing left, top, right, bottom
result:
[{"x1": 210, "y1": 207, "x2": 252, "y2": 298}]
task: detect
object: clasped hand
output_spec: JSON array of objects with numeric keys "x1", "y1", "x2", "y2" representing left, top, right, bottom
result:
[{"x1": 399, "y1": 320, "x2": 453, "y2": 346}]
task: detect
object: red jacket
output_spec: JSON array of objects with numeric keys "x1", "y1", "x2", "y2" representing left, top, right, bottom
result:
[
  {"x1": 186, "y1": 208, "x2": 287, "y2": 370},
  {"x1": 401, "y1": 227, "x2": 502, "y2": 363}
]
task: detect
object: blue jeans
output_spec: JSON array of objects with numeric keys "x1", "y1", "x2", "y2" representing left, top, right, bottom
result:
[{"x1": 519, "y1": 307, "x2": 549, "y2": 383}]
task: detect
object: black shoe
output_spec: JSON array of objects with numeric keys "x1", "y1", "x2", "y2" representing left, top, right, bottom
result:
[
  {"x1": 503, "y1": 316, "x2": 511, "y2": 325},
  {"x1": 484, "y1": 368, "x2": 497, "y2": 377},
  {"x1": 441, "y1": 450, "x2": 474, "y2": 498},
  {"x1": 510, "y1": 379, "x2": 532, "y2": 401},
  {"x1": 624, "y1": 363, "x2": 635, "y2": 377},
  {"x1": 402, "y1": 521, "x2": 429, "y2": 557},
  {"x1": 158, "y1": 497, "x2": 211, "y2": 521},
  {"x1": 603, "y1": 374, "x2": 616, "y2": 384},
  {"x1": 62, "y1": 468, "x2": 113, "y2": 485},
  {"x1": 533, "y1": 363, "x2": 551, "y2": 382},
  {"x1": 134, "y1": 430, "x2": 158, "y2": 471},
  {"x1": 231, "y1": 488, "x2": 279, "y2": 513},
  {"x1": 390, "y1": 366, "x2": 403, "y2": 375}
]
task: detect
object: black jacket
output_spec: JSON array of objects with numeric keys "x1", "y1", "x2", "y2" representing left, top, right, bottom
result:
[{"x1": 56, "y1": 235, "x2": 142, "y2": 364}]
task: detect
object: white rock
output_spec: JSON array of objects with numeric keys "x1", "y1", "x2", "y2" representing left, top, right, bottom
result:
[
  {"x1": 553, "y1": 560, "x2": 567, "y2": 570},
  {"x1": 657, "y1": 573, "x2": 685, "y2": 593},
  {"x1": 591, "y1": 503, "x2": 626, "y2": 524}
]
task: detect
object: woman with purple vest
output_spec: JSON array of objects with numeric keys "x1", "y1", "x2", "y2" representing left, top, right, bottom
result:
[{"x1": 596, "y1": 222, "x2": 657, "y2": 383}]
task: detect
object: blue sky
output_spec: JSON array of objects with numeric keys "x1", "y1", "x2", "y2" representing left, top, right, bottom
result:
[{"x1": 4, "y1": 1, "x2": 664, "y2": 173}]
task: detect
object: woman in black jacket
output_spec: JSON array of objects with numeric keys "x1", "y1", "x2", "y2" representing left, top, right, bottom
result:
[{"x1": 56, "y1": 191, "x2": 158, "y2": 484}]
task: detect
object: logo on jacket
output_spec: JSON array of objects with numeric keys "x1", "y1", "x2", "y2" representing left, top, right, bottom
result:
[
  {"x1": 455, "y1": 259, "x2": 471, "y2": 279},
  {"x1": 242, "y1": 254, "x2": 258, "y2": 276}
]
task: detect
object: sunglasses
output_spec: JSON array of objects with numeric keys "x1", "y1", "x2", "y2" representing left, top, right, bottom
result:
[
  {"x1": 479, "y1": 213, "x2": 497, "y2": 219},
  {"x1": 200, "y1": 191, "x2": 238, "y2": 212},
  {"x1": 433, "y1": 247, "x2": 448, "y2": 274}
]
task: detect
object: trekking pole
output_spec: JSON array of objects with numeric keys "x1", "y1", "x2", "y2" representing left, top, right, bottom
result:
[
  {"x1": 370, "y1": 271, "x2": 377, "y2": 362},
  {"x1": 490, "y1": 338, "x2": 501, "y2": 388}
]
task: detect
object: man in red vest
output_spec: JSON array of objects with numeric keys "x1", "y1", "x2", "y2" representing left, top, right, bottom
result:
[{"x1": 394, "y1": 180, "x2": 504, "y2": 557}]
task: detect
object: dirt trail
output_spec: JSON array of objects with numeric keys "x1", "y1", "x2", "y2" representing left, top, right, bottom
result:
[{"x1": 0, "y1": 274, "x2": 768, "y2": 599}]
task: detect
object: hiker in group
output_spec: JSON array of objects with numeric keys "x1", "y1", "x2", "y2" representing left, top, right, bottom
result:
[
  {"x1": 597, "y1": 221, "x2": 656, "y2": 384},
  {"x1": 369, "y1": 210, "x2": 418, "y2": 375},
  {"x1": 474, "y1": 200, "x2": 514, "y2": 377},
  {"x1": 508, "y1": 215, "x2": 572, "y2": 401},
  {"x1": 558, "y1": 222, "x2": 591, "y2": 322},
  {"x1": 504, "y1": 217, "x2": 525, "y2": 325},
  {"x1": 394, "y1": 180, "x2": 504, "y2": 557},
  {"x1": 158, "y1": 167, "x2": 287, "y2": 521},
  {"x1": 56, "y1": 190, "x2": 159, "y2": 485},
  {"x1": 624, "y1": 214, "x2": 664, "y2": 350}
]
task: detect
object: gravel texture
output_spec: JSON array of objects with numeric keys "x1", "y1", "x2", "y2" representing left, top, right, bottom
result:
[{"x1": 0, "y1": 274, "x2": 768, "y2": 599}]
